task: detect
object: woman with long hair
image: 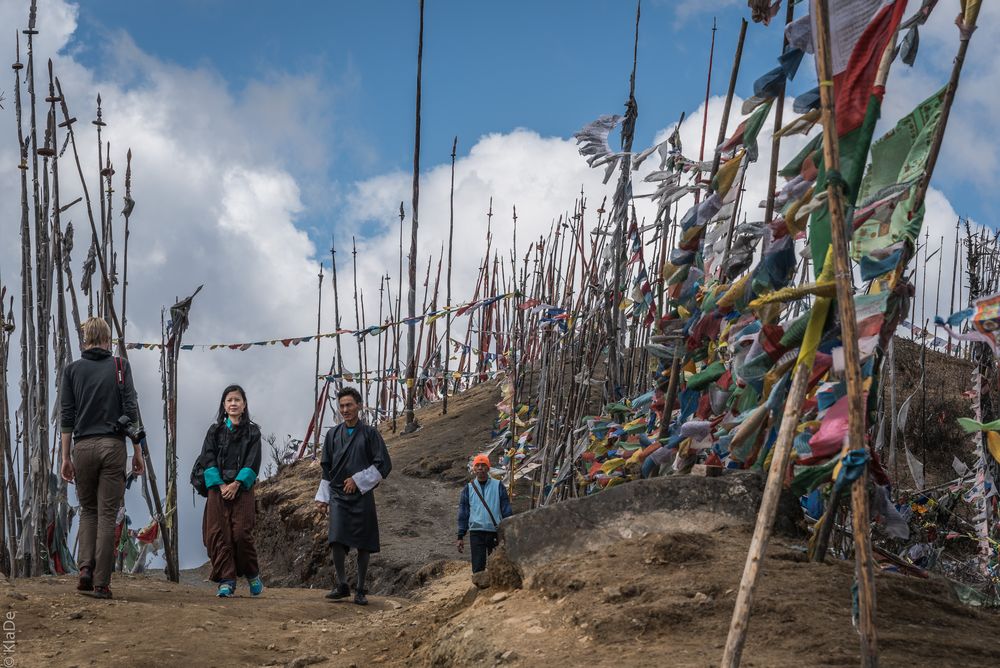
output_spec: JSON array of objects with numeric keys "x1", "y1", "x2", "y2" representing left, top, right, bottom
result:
[{"x1": 199, "y1": 384, "x2": 263, "y2": 597}]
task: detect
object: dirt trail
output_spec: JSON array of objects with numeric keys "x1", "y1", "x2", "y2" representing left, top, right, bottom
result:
[
  {"x1": 7, "y1": 521, "x2": 999, "y2": 667},
  {"x1": 11, "y1": 364, "x2": 1000, "y2": 667}
]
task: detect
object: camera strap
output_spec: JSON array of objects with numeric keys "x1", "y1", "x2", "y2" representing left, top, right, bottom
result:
[{"x1": 113, "y1": 356, "x2": 126, "y2": 413}]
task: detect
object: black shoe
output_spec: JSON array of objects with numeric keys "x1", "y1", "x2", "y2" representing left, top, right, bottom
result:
[
  {"x1": 325, "y1": 583, "x2": 350, "y2": 600},
  {"x1": 85, "y1": 586, "x2": 112, "y2": 599},
  {"x1": 353, "y1": 589, "x2": 368, "y2": 606},
  {"x1": 77, "y1": 566, "x2": 93, "y2": 592}
]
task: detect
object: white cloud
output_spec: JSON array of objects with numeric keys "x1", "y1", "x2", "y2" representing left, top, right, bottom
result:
[{"x1": 0, "y1": 0, "x2": 986, "y2": 571}]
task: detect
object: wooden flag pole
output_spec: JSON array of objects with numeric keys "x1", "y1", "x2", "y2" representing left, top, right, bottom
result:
[{"x1": 812, "y1": 0, "x2": 877, "y2": 664}]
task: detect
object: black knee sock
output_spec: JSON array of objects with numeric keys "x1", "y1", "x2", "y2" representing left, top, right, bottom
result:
[
  {"x1": 356, "y1": 550, "x2": 370, "y2": 592},
  {"x1": 331, "y1": 543, "x2": 348, "y2": 586}
]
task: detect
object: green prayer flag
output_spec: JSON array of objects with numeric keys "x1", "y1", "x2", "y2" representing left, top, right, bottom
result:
[
  {"x1": 686, "y1": 360, "x2": 726, "y2": 392},
  {"x1": 852, "y1": 86, "x2": 946, "y2": 260},
  {"x1": 743, "y1": 99, "x2": 774, "y2": 163},
  {"x1": 809, "y1": 94, "x2": 883, "y2": 278},
  {"x1": 780, "y1": 133, "x2": 822, "y2": 179}
]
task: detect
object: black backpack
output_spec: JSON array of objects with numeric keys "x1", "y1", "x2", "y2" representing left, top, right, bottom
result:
[{"x1": 190, "y1": 449, "x2": 214, "y2": 497}]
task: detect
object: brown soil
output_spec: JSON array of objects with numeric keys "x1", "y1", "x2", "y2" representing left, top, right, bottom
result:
[
  {"x1": 9, "y1": 342, "x2": 996, "y2": 667},
  {"x1": 253, "y1": 381, "x2": 503, "y2": 595},
  {"x1": 8, "y1": 522, "x2": 998, "y2": 667},
  {"x1": 888, "y1": 337, "x2": 977, "y2": 489}
]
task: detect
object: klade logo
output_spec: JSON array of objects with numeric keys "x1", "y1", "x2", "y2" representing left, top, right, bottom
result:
[{"x1": 2, "y1": 610, "x2": 14, "y2": 667}]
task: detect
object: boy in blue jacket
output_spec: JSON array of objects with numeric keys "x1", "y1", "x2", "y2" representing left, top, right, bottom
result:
[{"x1": 456, "y1": 454, "x2": 513, "y2": 573}]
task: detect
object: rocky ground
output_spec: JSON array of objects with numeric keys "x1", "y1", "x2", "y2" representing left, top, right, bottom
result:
[
  {"x1": 6, "y1": 518, "x2": 999, "y2": 667},
  {"x1": 7, "y1": 356, "x2": 1000, "y2": 667}
]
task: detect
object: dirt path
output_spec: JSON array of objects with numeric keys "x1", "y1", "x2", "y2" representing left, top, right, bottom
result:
[
  {"x1": 7, "y1": 522, "x2": 1000, "y2": 667},
  {"x1": 3, "y1": 566, "x2": 467, "y2": 668}
]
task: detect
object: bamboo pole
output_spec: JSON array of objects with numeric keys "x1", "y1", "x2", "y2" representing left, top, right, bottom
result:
[
  {"x1": 392, "y1": 203, "x2": 404, "y2": 431},
  {"x1": 607, "y1": 1, "x2": 641, "y2": 401},
  {"x1": 713, "y1": 18, "x2": 748, "y2": 277},
  {"x1": 330, "y1": 238, "x2": 345, "y2": 381},
  {"x1": 121, "y1": 149, "x2": 133, "y2": 339},
  {"x1": 25, "y1": 0, "x2": 53, "y2": 576},
  {"x1": 404, "y1": 0, "x2": 425, "y2": 433},
  {"x1": 812, "y1": 1, "x2": 877, "y2": 663},
  {"x1": 443, "y1": 136, "x2": 457, "y2": 414},
  {"x1": 312, "y1": 263, "x2": 324, "y2": 457},
  {"x1": 55, "y1": 80, "x2": 177, "y2": 582},
  {"x1": 710, "y1": 19, "x2": 747, "y2": 181},
  {"x1": 351, "y1": 238, "x2": 365, "y2": 401},
  {"x1": 760, "y1": 0, "x2": 795, "y2": 254}
]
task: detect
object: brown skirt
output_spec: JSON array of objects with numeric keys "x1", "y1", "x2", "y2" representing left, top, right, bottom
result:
[{"x1": 202, "y1": 486, "x2": 259, "y2": 582}]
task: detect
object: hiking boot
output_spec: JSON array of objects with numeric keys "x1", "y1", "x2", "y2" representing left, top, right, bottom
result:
[
  {"x1": 217, "y1": 581, "x2": 235, "y2": 598},
  {"x1": 325, "y1": 583, "x2": 350, "y2": 600},
  {"x1": 77, "y1": 566, "x2": 94, "y2": 592},
  {"x1": 88, "y1": 586, "x2": 112, "y2": 600},
  {"x1": 247, "y1": 575, "x2": 264, "y2": 597},
  {"x1": 353, "y1": 589, "x2": 368, "y2": 606}
]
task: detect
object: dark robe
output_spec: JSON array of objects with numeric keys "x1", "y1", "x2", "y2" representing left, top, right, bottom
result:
[{"x1": 320, "y1": 422, "x2": 392, "y2": 552}]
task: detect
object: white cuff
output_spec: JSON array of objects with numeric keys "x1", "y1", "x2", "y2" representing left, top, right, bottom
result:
[
  {"x1": 353, "y1": 465, "x2": 383, "y2": 494},
  {"x1": 315, "y1": 479, "x2": 331, "y2": 503}
]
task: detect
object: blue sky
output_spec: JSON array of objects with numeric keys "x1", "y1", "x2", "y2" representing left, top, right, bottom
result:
[
  {"x1": 66, "y1": 1, "x2": 854, "y2": 240},
  {"x1": 64, "y1": 0, "x2": 994, "y2": 243},
  {"x1": 1, "y1": 0, "x2": 995, "y2": 568}
]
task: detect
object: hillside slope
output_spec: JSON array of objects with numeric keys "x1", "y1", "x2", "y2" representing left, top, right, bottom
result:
[{"x1": 254, "y1": 381, "x2": 502, "y2": 594}]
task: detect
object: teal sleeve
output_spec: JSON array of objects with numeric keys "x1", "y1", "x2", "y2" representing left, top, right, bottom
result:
[
  {"x1": 204, "y1": 466, "x2": 223, "y2": 489},
  {"x1": 235, "y1": 467, "x2": 258, "y2": 489}
]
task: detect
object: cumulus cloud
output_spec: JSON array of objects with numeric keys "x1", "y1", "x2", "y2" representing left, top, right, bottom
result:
[{"x1": 0, "y1": 0, "x2": 984, "y2": 570}]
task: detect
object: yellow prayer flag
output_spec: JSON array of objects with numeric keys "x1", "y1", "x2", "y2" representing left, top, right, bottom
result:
[
  {"x1": 987, "y1": 431, "x2": 1000, "y2": 466},
  {"x1": 715, "y1": 149, "x2": 746, "y2": 198}
]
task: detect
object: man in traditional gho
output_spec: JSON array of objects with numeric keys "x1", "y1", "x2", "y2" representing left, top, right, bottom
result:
[
  {"x1": 315, "y1": 387, "x2": 392, "y2": 606},
  {"x1": 456, "y1": 453, "x2": 513, "y2": 574}
]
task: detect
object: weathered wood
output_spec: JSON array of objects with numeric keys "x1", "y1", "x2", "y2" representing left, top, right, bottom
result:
[
  {"x1": 812, "y1": 1, "x2": 877, "y2": 663},
  {"x1": 760, "y1": 0, "x2": 796, "y2": 254},
  {"x1": 443, "y1": 137, "x2": 457, "y2": 414},
  {"x1": 404, "y1": 0, "x2": 425, "y2": 433},
  {"x1": 313, "y1": 263, "x2": 324, "y2": 457}
]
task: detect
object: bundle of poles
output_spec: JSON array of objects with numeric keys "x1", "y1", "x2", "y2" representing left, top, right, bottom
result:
[
  {"x1": 1, "y1": 2, "x2": 179, "y2": 581},
  {"x1": 295, "y1": 2, "x2": 991, "y2": 666}
]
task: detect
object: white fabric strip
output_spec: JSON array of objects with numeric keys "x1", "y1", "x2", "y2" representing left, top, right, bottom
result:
[
  {"x1": 314, "y1": 479, "x2": 331, "y2": 503},
  {"x1": 353, "y1": 465, "x2": 383, "y2": 494}
]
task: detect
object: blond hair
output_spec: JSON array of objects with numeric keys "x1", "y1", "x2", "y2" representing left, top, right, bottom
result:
[{"x1": 81, "y1": 317, "x2": 112, "y2": 349}]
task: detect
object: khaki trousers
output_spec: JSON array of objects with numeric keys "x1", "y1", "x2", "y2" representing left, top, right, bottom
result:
[{"x1": 73, "y1": 435, "x2": 127, "y2": 588}]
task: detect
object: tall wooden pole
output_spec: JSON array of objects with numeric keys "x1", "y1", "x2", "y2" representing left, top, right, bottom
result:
[
  {"x1": 443, "y1": 136, "x2": 456, "y2": 414},
  {"x1": 121, "y1": 149, "x2": 134, "y2": 339},
  {"x1": 608, "y1": 1, "x2": 641, "y2": 400},
  {"x1": 713, "y1": 18, "x2": 748, "y2": 277},
  {"x1": 812, "y1": 0, "x2": 877, "y2": 663},
  {"x1": 404, "y1": 0, "x2": 425, "y2": 433},
  {"x1": 947, "y1": 218, "x2": 961, "y2": 354},
  {"x1": 695, "y1": 16, "x2": 717, "y2": 206},
  {"x1": 351, "y1": 238, "x2": 364, "y2": 400},
  {"x1": 330, "y1": 238, "x2": 344, "y2": 380},
  {"x1": 312, "y1": 263, "x2": 323, "y2": 457},
  {"x1": 760, "y1": 0, "x2": 796, "y2": 253},
  {"x1": 710, "y1": 19, "x2": 747, "y2": 180}
]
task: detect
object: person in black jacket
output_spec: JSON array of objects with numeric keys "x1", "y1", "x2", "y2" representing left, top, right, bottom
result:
[
  {"x1": 59, "y1": 317, "x2": 145, "y2": 600},
  {"x1": 199, "y1": 384, "x2": 263, "y2": 598},
  {"x1": 314, "y1": 387, "x2": 391, "y2": 606}
]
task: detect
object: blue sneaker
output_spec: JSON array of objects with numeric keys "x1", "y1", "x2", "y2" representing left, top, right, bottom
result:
[
  {"x1": 248, "y1": 575, "x2": 264, "y2": 597},
  {"x1": 217, "y1": 581, "x2": 235, "y2": 598}
]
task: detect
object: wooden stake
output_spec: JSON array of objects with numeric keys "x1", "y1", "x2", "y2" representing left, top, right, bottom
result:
[
  {"x1": 404, "y1": 0, "x2": 425, "y2": 433},
  {"x1": 760, "y1": 0, "x2": 796, "y2": 254},
  {"x1": 313, "y1": 263, "x2": 324, "y2": 457},
  {"x1": 812, "y1": 1, "x2": 877, "y2": 663},
  {"x1": 443, "y1": 136, "x2": 457, "y2": 414}
]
